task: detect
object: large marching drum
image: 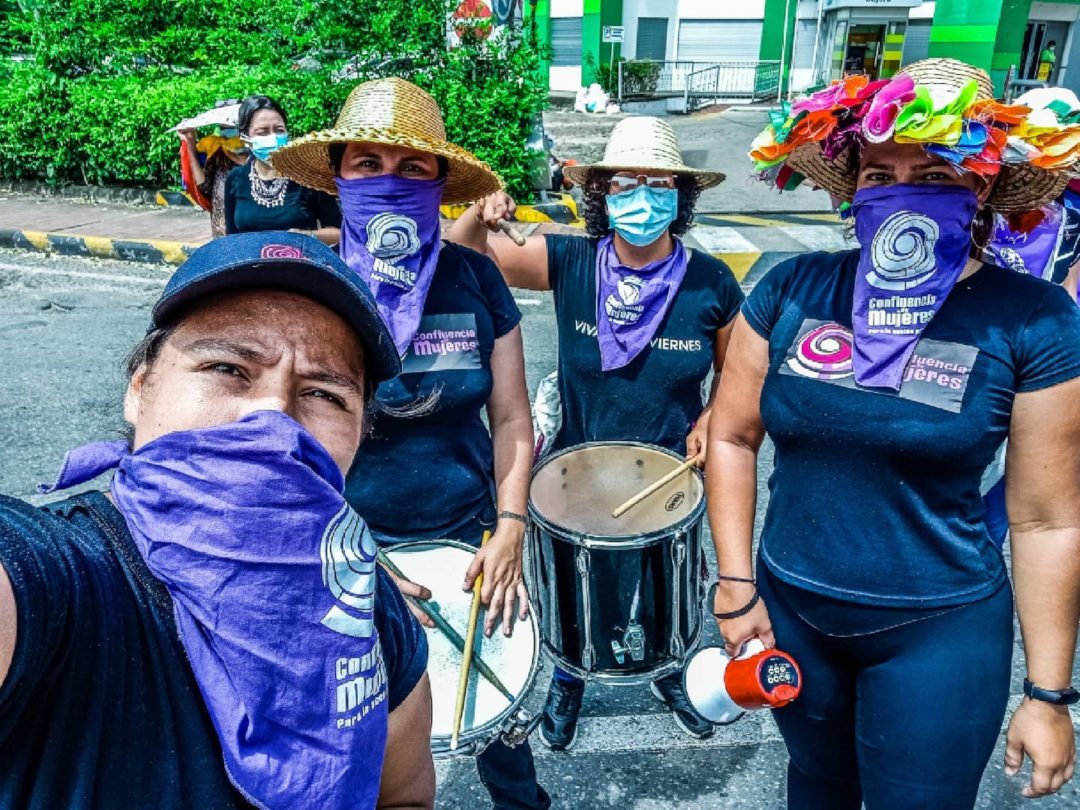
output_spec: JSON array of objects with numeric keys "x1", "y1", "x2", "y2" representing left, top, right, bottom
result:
[{"x1": 528, "y1": 442, "x2": 706, "y2": 684}]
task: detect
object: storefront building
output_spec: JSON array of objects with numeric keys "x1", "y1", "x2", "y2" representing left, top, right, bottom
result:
[{"x1": 525, "y1": 0, "x2": 1080, "y2": 97}]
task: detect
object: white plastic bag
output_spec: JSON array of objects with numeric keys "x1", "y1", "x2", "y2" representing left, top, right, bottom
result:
[{"x1": 531, "y1": 371, "x2": 562, "y2": 462}]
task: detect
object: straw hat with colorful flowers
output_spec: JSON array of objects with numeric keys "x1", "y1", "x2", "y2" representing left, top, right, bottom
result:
[{"x1": 749, "y1": 58, "x2": 1080, "y2": 213}]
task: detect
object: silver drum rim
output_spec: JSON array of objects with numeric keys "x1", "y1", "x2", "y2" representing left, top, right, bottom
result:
[
  {"x1": 384, "y1": 539, "x2": 541, "y2": 758},
  {"x1": 528, "y1": 441, "x2": 706, "y2": 550}
]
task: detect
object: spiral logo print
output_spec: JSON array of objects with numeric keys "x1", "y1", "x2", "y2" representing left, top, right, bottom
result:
[
  {"x1": 365, "y1": 213, "x2": 421, "y2": 263},
  {"x1": 866, "y1": 212, "x2": 939, "y2": 291},
  {"x1": 260, "y1": 244, "x2": 304, "y2": 260},
  {"x1": 616, "y1": 275, "x2": 644, "y2": 305},
  {"x1": 320, "y1": 505, "x2": 378, "y2": 639},
  {"x1": 786, "y1": 323, "x2": 854, "y2": 380}
]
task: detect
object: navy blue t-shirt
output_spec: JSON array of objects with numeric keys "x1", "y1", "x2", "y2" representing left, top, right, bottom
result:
[
  {"x1": 546, "y1": 235, "x2": 744, "y2": 455},
  {"x1": 0, "y1": 491, "x2": 427, "y2": 809},
  {"x1": 744, "y1": 250, "x2": 1080, "y2": 607},
  {"x1": 346, "y1": 243, "x2": 521, "y2": 542}
]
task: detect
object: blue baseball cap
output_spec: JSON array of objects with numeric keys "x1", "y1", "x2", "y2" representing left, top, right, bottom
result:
[{"x1": 152, "y1": 231, "x2": 400, "y2": 384}]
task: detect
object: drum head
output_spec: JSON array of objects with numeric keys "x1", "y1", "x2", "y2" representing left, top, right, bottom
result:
[
  {"x1": 383, "y1": 541, "x2": 538, "y2": 754},
  {"x1": 530, "y1": 443, "x2": 704, "y2": 539}
]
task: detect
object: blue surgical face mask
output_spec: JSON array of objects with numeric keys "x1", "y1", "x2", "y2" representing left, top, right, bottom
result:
[
  {"x1": 246, "y1": 131, "x2": 288, "y2": 163},
  {"x1": 219, "y1": 126, "x2": 239, "y2": 139},
  {"x1": 606, "y1": 185, "x2": 678, "y2": 247}
]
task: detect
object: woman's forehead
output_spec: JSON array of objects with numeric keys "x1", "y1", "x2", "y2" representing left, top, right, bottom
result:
[
  {"x1": 344, "y1": 141, "x2": 436, "y2": 162},
  {"x1": 172, "y1": 290, "x2": 365, "y2": 370},
  {"x1": 860, "y1": 140, "x2": 953, "y2": 171}
]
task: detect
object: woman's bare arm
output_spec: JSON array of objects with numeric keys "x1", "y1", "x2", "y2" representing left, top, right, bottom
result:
[
  {"x1": 446, "y1": 196, "x2": 551, "y2": 291},
  {"x1": 1003, "y1": 375, "x2": 1080, "y2": 798},
  {"x1": 0, "y1": 563, "x2": 13, "y2": 689}
]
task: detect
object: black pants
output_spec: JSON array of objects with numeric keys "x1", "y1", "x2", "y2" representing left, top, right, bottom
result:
[{"x1": 758, "y1": 565, "x2": 1013, "y2": 810}]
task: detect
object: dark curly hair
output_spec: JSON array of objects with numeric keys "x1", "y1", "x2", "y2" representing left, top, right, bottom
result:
[{"x1": 581, "y1": 169, "x2": 703, "y2": 239}]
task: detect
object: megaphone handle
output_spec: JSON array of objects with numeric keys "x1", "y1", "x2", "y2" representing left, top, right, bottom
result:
[{"x1": 737, "y1": 638, "x2": 767, "y2": 659}]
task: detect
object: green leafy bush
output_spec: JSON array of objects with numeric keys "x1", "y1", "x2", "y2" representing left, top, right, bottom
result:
[{"x1": 0, "y1": 0, "x2": 548, "y2": 199}]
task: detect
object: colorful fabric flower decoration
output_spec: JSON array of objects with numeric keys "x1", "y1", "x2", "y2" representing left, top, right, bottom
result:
[{"x1": 862, "y1": 75, "x2": 916, "y2": 143}]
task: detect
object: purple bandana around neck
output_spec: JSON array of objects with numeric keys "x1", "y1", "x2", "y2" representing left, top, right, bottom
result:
[
  {"x1": 851, "y1": 184, "x2": 979, "y2": 391},
  {"x1": 40, "y1": 411, "x2": 388, "y2": 810},
  {"x1": 595, "y1": 234, "x2": 689, "y2": 371},
  {"x1": 336, "y1": 174, "x2": 446, "y2": 357},
  {"x1": 985, "y1": 204, "x2": 1063, "y2": 281}
]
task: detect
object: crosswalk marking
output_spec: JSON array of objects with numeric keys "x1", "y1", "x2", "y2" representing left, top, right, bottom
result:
[
  {"x1": 690, "y1": 225, "x2": 759, "y2": 253},
  {"x1": 776, "y1": 225, "x2": 853, "y2": 252}
]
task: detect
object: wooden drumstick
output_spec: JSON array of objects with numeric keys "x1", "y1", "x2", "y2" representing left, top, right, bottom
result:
[
  {"x1": 377, "y1": 551, "x2": 514, "y2": 700},
  {"x1": 611, "y1": 456, "x2": 700, "y2": 519},
  {"x1": 451, "y1": 530, "x2": 491, "y2": 751},
  {"x1": 498, "y1": 219, "x2": 527, "y2": 246}
]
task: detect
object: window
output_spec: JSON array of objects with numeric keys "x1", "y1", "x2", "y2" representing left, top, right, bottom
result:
[
  {"x1": 636, "y1": 17, "x2": 668, "y2": 61},
  {"x1": 551, "y1": 17, "x2": 583, "y2": 67}
]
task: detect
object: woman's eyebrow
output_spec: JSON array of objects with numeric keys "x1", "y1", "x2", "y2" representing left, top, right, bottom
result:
[
  {"x1": 860, "y1": 161, "x2": 894, "y2": 172},
  {"x1": 181, "y1": 338, "x2": 272, "y2": 364}
]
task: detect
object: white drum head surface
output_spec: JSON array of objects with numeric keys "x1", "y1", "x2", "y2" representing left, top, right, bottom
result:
[
  {"x1": 531, "y1": 443, "x2": 704, "y2": 537},
  {"x1": 384, "y1": 542, "x2": 537, "y2": 746}
]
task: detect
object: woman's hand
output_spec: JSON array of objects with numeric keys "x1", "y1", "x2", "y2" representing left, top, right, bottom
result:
[
  {"x1": 1005, "y1": 699, "x2": 1076, "y2": 798},
  {"x1": 177, "y1": 128, "x2": 197, "y2": 146},
  {"x1": 685, "y1": 422, "x2": 708, "y2": 468},
  {"x1": 713, "y1": 581, "x2": 775, "y2": 658},
  {"x1": 386, "y1": 569, "x2": 435, "y2": 630},
  {"x1": 475, "y1": 192, "x2": 518, "y2": 233},
  {"x1": 464, "y1": 519, "x2": 530, "y2": 638}
]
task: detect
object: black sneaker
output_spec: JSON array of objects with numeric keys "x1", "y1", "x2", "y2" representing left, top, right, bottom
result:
[
  {"x1": 650, "y1": 672, "x2": 714, "y2": 740},
  {"x1": 538, "y1": 676, "x2": 584, "y2": 751}
]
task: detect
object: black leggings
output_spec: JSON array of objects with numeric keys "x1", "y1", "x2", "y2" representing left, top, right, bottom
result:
[{"x1": 758, "y1": 565, "x2": 1014, "y2": 810}]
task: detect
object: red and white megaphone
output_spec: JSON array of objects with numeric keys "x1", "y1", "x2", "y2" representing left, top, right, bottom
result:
[{"x1": 683, "y1": 639, "x2": 802, "y2": 725}]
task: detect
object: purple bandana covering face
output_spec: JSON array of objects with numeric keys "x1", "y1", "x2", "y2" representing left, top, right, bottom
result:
[
  {"x1": 41, "y1": 411, "x2": 387, "y2": 810},
  {"x1": 851, "y1": 184, "x2": 978, "y2": 390},
  {"x1": 985, "y1": 204, "x2": 1063, "y2": 281},
  {"x1": 336, "y1": 174, "x2": 446, "y2": 356},
  {"x1": 595, "y1": 234, "x2": 689, "y2": 371}
]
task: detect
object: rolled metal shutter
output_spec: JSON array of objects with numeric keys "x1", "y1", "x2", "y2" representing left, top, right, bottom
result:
[
  {"x1": 636, "y1": 17, "x2": 669, "y2": 61},
  {"x1": 676, "y1": 19, "x2": 763, "y2": 63},
  {"x1": 551, "y1": 17, "x2": 583, "y2": 67},
  {"x1": 902, "y1": 20, "x2": 931, "y2": 66}
]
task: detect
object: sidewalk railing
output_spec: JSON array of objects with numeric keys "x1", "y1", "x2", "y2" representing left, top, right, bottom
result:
[
  {"x1": 684, "y1": 61, "x2": 781, "y2": 108},
  {"x1": 617, "y1": 59, "x2": 781, "y2": 105}
]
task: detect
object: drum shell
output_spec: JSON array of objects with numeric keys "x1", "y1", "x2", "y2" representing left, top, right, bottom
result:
[{"x1": 527, "y1": 442, "x2": 705, "y2": 684}]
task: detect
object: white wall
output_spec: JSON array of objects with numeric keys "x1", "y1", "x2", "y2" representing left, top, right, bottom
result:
[
  {"x1": 1030, "y1": 2, "x2": 1080, "y2": 23},
  {"x1": 549, "y1": 66, "x2": 584, "y2": 91},
  {"x1": 676, "y1": 0, "x2": 766, "y2": 19},
  {"x1": 909, "y1": 0, "x2": 935, "y2": 21},
  {"x1": 622, "y1": 0, "x2": 678, "y2": 59},
  {"x1": 550, "y1": 0, "x2": 584, "y2": 16}
]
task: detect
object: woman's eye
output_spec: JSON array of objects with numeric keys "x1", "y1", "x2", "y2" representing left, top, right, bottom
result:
[
  {"x1": 923, "y1": 172, "x2": 953, "y2": 182},
  {"x1": 865, "y1": 172, "x2": 892, "y2": 183},
  {"x1": 306, "y1": 389, "x2": 347, "y2": 409},
  {"x1": 206, "y1": 363, "x2": 244, "y2": 378}
]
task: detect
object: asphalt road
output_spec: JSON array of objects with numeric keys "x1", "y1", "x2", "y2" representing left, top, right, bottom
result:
[{"x1": 0, "y1": 246, "x2": 1078, "y2": 809}]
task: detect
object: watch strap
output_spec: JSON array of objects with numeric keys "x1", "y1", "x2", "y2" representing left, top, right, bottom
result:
[{"x1": 1023, "y1": 678, "x2": 1080, "y2": 705}]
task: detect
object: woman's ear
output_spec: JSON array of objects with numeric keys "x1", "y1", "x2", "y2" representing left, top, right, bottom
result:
[
  {"x1": 977, "y1": 173, "x2": 998, "y2": 206},
  {"x1": 123, "y1": 365, "x2": 148, "y2": 429}
]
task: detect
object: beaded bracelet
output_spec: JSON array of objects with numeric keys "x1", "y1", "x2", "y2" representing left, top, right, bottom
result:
[{"x1": 498, "y1": 510, "x2": 528, "y2": 525}]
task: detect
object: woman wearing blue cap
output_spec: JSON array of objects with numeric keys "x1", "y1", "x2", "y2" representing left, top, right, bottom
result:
[{"x1": 0, "y1": 231, "x2": 435, "y2": 809}]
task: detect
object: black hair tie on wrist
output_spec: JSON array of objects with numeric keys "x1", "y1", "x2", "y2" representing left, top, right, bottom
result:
[
  {"x1": 712, "y1": 590, "x2": 761, "y2": 621},
  {"x1": 716, "y1": 573, "x2": 756, "y2": 584}
]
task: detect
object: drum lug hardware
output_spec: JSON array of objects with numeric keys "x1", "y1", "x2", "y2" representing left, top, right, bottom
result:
[
  {"x1": 500, "y1": 709, "x2": 541, "y2": 749},
  {"x1": 673, "y1": 539, "x2": 686, "y2": 566},
  {"x1": 611, "y1": 622, "x2": 646, "y2": 664},
  {"x1": 576, "y1": 547, "x2": 596, "y2": 671}
]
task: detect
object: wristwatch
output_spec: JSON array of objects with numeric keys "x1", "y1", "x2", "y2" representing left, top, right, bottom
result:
[{"x1": 1023, "y1": 678, "x2": 1080, "y2": 705}]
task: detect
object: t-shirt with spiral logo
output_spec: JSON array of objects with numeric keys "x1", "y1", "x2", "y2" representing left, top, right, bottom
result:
[{"x1": 742, "y1": 249, "x2": 1080, "y2": 607}]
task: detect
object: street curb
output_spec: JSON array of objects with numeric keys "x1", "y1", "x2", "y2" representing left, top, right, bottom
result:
[
  {"x1": 0, "y1": 229, "x2": 196, "y2": 266},
  {"x1": 439, "y1": 200, "x2": 583, "y2": 226}
]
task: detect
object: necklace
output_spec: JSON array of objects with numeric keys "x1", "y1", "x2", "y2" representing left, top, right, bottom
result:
[{"x1": 249, "y1": 164, "x2": 288, "y2": 208}]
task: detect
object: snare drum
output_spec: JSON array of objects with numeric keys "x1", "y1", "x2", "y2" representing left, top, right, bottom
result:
[
  {"x1": 528, "y1": 442, "x2": 705, "y2": 684},
  {"x1": 382, "y1": 540, "x2": 540, "y2": 757}
]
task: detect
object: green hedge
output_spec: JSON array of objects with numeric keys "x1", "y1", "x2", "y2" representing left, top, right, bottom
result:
[{"x1": 0, "y1": 1, "x2": 548, "y2": 199}]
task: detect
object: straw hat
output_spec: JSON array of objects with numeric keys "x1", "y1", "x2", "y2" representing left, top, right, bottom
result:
[
  {"x1": 563, "y1": 116, "x2": 726, "y2": 188},
  {"x1": 786, "y1": 58, "x2": 1070, "y2": 213},
  {"x1": 271, "y1": 77, "x2": 502, "y2": 205}
]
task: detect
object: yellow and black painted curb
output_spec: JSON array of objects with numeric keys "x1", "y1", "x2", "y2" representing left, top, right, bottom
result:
[
  {"x1": 0, "y1": 229, "x2": 197, "y2": 266},
  {"x1": 156, "y1": 185, "x2": 586, "y2": 225}
]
